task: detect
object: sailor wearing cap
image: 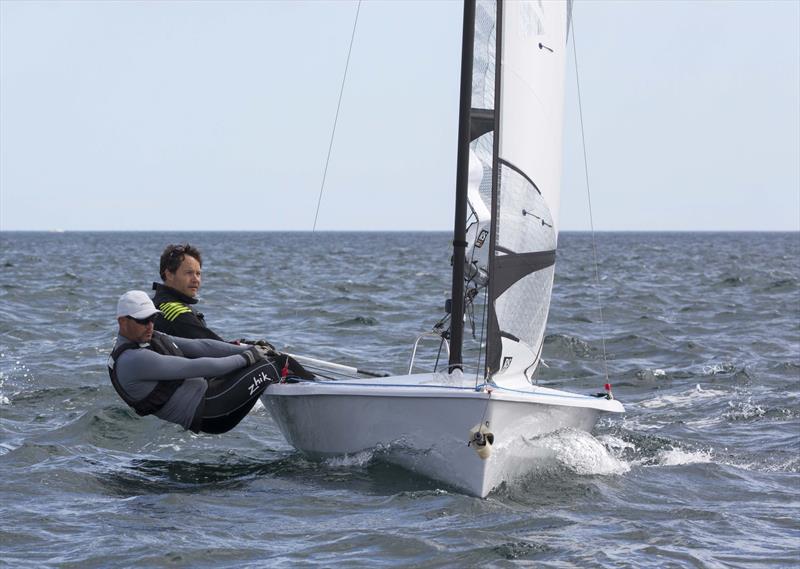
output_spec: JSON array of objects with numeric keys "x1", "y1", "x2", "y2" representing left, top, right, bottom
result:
[{"x1": 108, "y1": 291, "x2": 281, "y2": 434}]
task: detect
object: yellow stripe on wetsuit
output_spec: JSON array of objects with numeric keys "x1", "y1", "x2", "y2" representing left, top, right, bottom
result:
[{"x1": 159, "y1": 301, "x2": 191, "y2": 322}]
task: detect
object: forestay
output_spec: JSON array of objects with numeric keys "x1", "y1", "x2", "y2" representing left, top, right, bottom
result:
[{"x1": 463, "y1": 0, "x2": 571, "y2": 381}]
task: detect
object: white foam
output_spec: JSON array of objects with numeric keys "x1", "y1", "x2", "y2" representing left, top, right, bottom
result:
[
  {"x1": 0, "y1": 370, "x2": 8, "y2": 405},
  {"x1": 324, "y1": 449, "x2": 374, "y2": 468},
  {"x1": 701, "y1": 362, "x2": 736, "y2": 376},
  {"x1": 616, "y1": 414, "x2": 668, "y2": 432},
  {"x1": 640, "y1": 384, "x2": 725, "y2": 410},
  {"x1": 155, "y1": 443, "x2": 182, "y2": 452},
  {"x1": 598, "y1": 434, "x2": 636, "y2": 453},
  {"x1": 658, "y1": 447, "x2": 714, "y2": 466},
  {"x1": 723, "y1": 399, "x2": 766, "y2": 421},
  {"x1": 740, "y1": 456, "x2": 800, "y2": 473},
  {"x1": 533, "y1": 429, "x2": 630, "y2": 476},
  {"x1": 685, "y1": 416, "x2": 722, "y2": 429},
  {"x1": 639, "y1": 368, "x2": 667, "y2": 381}
]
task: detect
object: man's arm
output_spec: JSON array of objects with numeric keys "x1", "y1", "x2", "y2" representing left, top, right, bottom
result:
[
  {"x1": 116, "y1": 348, "x2": 248, "y2": 384},
  {"x1": 169, "y1": 335, "x2": 248, "y2": 359}
]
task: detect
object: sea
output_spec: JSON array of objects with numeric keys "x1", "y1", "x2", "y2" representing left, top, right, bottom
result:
[{"x1": 1, "y1": 231, "x2": 798, "y2": 568}]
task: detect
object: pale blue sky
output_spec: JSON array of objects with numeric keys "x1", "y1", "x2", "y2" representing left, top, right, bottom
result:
[{"x1": 1, "y1": 0, "x2": 798, "y2": 231}]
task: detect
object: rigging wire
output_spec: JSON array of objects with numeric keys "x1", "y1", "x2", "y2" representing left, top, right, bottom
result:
[
  {"x1": 457, "y1": 208, "x2": 489, "y2": 387},
  {"x1": 311, "y1": 0, "x2": 362, "y2": 232},
  {"x1": 571, "y1": 19, "x2": 610, "y2": 382}
]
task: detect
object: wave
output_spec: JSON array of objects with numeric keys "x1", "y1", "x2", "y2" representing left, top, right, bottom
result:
[
  {"x1": 333, "y1": 281, "x2": 388, "y2": 294},
  {"x1": 530, "y1": 428, "x2": 630, "y2": 476},
  {"x1": 657, "y1": 447, "x2": 715, "y2": 466},
  {"x1": 543, "y1": 334, "x2": 597, "y2": 358},
  {"x1": 766, "y1": 277, "x2": 797, "y2": 291},
  {"x1": 632, "y1": 362, "x2": 747, "y2": 383},
  {"x1": 600, "y1": 426, "x2": 800, "y2": 474},
  {"x1": 596, "y1": 429, "x2": 674, "y2": 466},
  {"x1": 332, "y1": 316, "x2": 379, "y2": 327},
  {"x1": 634, "y1": 368, "x2": 668, "y2": 382},
  {"x1": 701, "y1": 362, "x2": 739, "y2": 376},
  {"x1": 719, "y1": 275, "x2": 744, "y2": 287},
  {"x1": 723, "y1": 398, "x2": 798, "y2": 422},
  {"x1": 324, "y1": 450, "x2": 375, "y2": 469},
  {"x1": 639, "y1": 384, "x2": 726, "y2": 410},
  {"x1": 493, "y1": 541, "x2": 553, "y2": 561},
  {"x1": 597, "y1": 427, "x2": 725, "y2": 469},
  {"x1": 723, "y1": 399, "x2": 766, "y2": 421},
  {"x1": 98, "y1": 456, "x2": 282, "y2": 494}
]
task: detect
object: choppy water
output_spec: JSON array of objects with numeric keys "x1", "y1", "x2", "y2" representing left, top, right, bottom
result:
[{"x1": 1, "y1": 231, "x2": 798, "y2": 568}]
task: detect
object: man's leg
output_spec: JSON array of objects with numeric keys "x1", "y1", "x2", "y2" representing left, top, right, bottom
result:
[{"x1": 198, "y1": 359, "x2": 282, "y2": 434}]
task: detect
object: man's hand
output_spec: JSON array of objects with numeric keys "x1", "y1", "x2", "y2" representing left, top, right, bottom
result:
[
  {"x1": 240, "y1": 346, "x2": 266, "y2": 366},
  {"x1": 238, "y1": 338, "x2": 277, "y2": 352},
  {"x1": 254, "y1": 344, "x2": 279, "y2": 358},
  {"x1": 253, "y1": 339, "x2": 276, "y2": 351}
]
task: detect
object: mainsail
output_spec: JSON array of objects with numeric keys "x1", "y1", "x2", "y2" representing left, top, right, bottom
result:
[{"x1": 459, "y1": 0, "x2": 571, "y2": 381}]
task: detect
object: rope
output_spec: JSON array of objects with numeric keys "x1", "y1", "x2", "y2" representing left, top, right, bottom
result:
[
  {"x1": 312, "y1": 0, "x2": 362, "y2": 232},
  {"x1": 571, "y1": 18, "x2": 610, "y2": 382}
]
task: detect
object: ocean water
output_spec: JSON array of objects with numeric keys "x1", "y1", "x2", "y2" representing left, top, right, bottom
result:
[{"x1": 0, "y1": 231, "x2": 798, "y2": 568}]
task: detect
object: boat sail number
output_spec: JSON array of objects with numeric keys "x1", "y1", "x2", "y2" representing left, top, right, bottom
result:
[{"x1": 501, "y1": 356, "x2": 513, "y2": 371}]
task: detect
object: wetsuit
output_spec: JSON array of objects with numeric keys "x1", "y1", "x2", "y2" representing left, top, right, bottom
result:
[
  {"x1": 151, "y1": 282, "x2": 224, "y2": 341},
  {"x1": 108, "y1": 331, "x2": 281, "y2": 434}
]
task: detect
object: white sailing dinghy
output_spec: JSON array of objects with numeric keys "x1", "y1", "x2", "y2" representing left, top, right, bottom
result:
[{"x1": 261, "y1": 0, "x2": 623, "y2": 498}]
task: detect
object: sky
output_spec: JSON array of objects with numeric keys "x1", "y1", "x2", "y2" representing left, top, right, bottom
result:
[{"x1": 1, "y1": 0, "x2": 798, "y2": 232}]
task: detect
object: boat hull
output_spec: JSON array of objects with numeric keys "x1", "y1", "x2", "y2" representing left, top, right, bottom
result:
[{"x1": 261, "y1": 373, "x2": 623, "y2": 497}]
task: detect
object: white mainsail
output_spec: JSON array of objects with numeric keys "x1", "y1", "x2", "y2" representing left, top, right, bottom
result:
[
  {"x1": 499, "y1": 0, "x2": 569, "y2": 229},
  {"x1": 465, "y1": 0, "x2": 570, "y2": 381}
]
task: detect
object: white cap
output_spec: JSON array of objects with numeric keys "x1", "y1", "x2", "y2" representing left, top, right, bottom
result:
[{"x1": 116, "y1": 290, "x2": 161, "y2": 319}]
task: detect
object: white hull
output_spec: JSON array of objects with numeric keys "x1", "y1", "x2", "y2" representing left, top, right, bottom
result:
[{"x1": 261, "y1": 372, "x2": 623, "y2": 497}]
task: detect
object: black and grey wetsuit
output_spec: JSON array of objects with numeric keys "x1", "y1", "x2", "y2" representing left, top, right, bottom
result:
[
  {"x1": 151, "y1": 282, "x2": 224, "y2": 341},
  {"x1": 108, "y1": 331, "x2": 281, "y2": 434}
]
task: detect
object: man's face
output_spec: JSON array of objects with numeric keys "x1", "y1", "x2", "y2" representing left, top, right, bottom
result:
[
  {"x1": 164, "y1": 255, "x2": 202, "y2": 298},
  {"x1": 118, "y1": 315, "x2": 156, "y2": 344}
]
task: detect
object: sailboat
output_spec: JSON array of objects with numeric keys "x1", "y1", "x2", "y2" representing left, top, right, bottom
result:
[{"x1": 261, "y1": 0, "x2": 624, "y2": 498}]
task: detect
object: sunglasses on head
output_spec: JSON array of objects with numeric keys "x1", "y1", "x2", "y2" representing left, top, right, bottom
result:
[
  {"x1": 168, "y1": 245, "x2": 187, "y2": 258},
  {"x1": 127, "y1": 314, "x2": 158, "y2": 325}
]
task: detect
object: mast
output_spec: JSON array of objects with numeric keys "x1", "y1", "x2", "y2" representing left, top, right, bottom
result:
[{"x1": 448, "y1": 0, "x2": 477, "y2": 373}]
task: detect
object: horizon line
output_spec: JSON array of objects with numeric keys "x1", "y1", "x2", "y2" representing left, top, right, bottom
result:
[{"x1": 1, "y1": 228, "x2": 798, "y2": 234}]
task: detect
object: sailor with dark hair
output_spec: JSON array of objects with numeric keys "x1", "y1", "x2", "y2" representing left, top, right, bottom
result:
[
  {"x1": 109, "y1": 290, "x2": 282, "y2": 434},
  {"x1": 151, "y1": 243, "x2": 314, "y2": 379},
  {"x1": 151, "y1": 243, "x2": 223, "y2": 341}
]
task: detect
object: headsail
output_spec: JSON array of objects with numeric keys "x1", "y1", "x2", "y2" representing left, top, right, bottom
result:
[{"x1": 456, "y1": 0, "x2": 571, "y2": 381}]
